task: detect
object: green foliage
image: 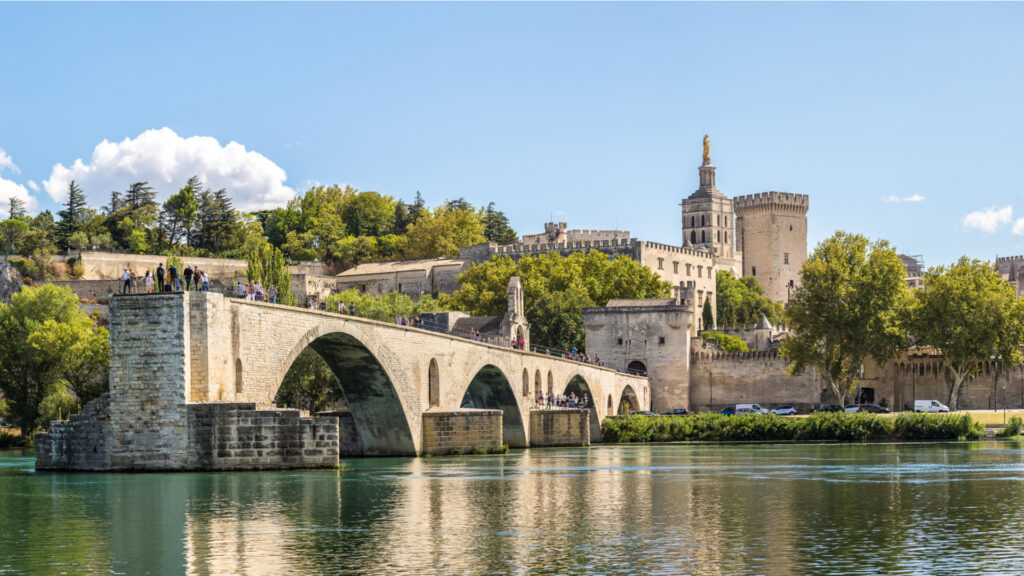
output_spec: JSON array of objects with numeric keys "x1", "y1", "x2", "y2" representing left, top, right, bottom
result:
[
  {"x1": 55, "y1": 181, "x2": 89, "y2": 251},
  {"x1": 404, "y1": 201, "x2": 487, "y2": 259},
  {"x1": 274, "y1": 348, "x2": 341, "y2": 413},
  {"x1": 160, "y1": 183, "x2": 200, "y2": 246},
  {"x1": 341, "y1": 191, "x2": 396, "y2": 237},
  {"x1": 0, "y1": 218, "x2": 29, "y2": 257},
  {"x1": 998, "y1": 416, "x2": 1023, "y2": 438},
  {"x1": 8, "y1": 196, "x2": 26, "y2": 220},
  {"x1": 326, "y1": 288, "x2": 446, "y2": 320},
  {"x1": 447, "y1": 251, "x2": 670, "y2": 351},
  {"x1": 37, "y1": 389, "x2": 79, "y2": 430},
  {"x1": 246, "y1": 242, "x2": 292, "y2": 305},
  {"x1": 0, "y1": 284, "x2": 109, "y2": 436},
  {"x1": 482, "y1": 202, "x2": 517, "y2": 244},
  {"x1": 702, "y1": 298, "x2": 714, "y2": 330},
  {"x1": 700, "y1": 331, "x2": 749, "y2": 352},
  {"x1": 716, "y1": 270, "x2": 784, "y2": 327},
  {"x1": 781, "y1": 232, "x2": 909, "y2": 406},
  {"x1": 601, "y1": 412, "x2": 982, "y2": 443},
  {"x1": 909, "y1": 257, "x2": 1024, "y2": 409}
]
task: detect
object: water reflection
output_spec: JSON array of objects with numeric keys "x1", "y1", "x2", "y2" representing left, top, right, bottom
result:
[{"x1": 4, "y1": 442, "x2": 1024, "y2": 575}]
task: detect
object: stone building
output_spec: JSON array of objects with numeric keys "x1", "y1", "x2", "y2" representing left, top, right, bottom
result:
[
  {"x1": 996, "y1": 255, "x2": 1024, "y2": 297},
  {"x1": 680, "y1": 155, "x2": 743, "y2": 276},
  {"x1": 733, "y1": 191, "x2": 809, "y2": 302},
  {"x1": 334, "y1": 258, "x2": 469, "y2": 299},
  {"x1": 520, "y1": 221, "x2": 630, "y2": 246}
]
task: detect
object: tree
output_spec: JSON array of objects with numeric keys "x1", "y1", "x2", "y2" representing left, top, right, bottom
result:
[
  {"x1": 341, "y1": 191, "x2": 396, "y2": 237},
  {"x1": 29, "y1": 320, "x2": 109, "y2": 407},
  {"x1": 909, "y1": 257, "x2": 1024, "y2": 409},
  {"x1": 246, "y1": 242, "x2": 292, "y2": 305},
  {"x1": 55, "y1": 181, "x2": 88, "y2": 251},
  {"x1": 0, "y1": 284, "x2": 108, "y2": 436},
  {"x1": 8, "y1": 196, "x2": 26, "y2": 220},
  {"x1": 273, "y1": 348, "x2": 341, "y2": 413},
  {"x1": 482, "y1": 202, "x2": 518, "y2": 244},
  {"x1": 404, "y1": 202, "x2": 487, "y2": 259},
  {"x1": 447, "y1": 251, "x2": 670, "y2": 351},
  {"x1": 702, "y1": 298, "x2": 714, "y2": 330},
  {"x1": 716, "y1": 270, "x2": 784, "y2": 327},
  {"x1": 0, "y1": 219, "x2": 29, "y2": 259},
  {"x1": 160, "y1": 184, "x2": 200, "y2": 246},
  {"x1": 781, "y1": 232, "x2": 909, "y2": 407}
]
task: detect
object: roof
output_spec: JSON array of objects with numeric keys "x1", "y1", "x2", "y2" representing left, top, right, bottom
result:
[
  {"x1": 452, "y1": 316, "x2": 503, "y2": 335},
  {"x1": 336, "y1": 258, "x2": 468, "y2": 277},
  {"x1": 605, "y1": 298, "x2": 676, "y2": 308},
  {"x1": 755, "y1": 314, "x2": 774, "y2": 330}
]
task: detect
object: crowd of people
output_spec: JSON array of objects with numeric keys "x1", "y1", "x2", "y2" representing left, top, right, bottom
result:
[
  {"x1": 235, "y1": 281, "x2": 278, "y2": 303},
  {"x1": 537, "y1": 390, "x2": 589, "y2": 409},
  {"x1": 120, "y1": 263, "x2": 211, "y2": 294}
]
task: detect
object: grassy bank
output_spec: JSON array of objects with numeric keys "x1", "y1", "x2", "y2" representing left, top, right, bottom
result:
[{"x1": 601, "y1": 412, "x2": 984, "y2": 443}]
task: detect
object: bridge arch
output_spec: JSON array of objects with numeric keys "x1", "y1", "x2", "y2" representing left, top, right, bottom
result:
[
  {"x1": 564, "y1": 374, "x2": 602, "y2": 442},
  {"x1": 618, "y1": 384, "x2": 640, "y2": 415},
  {"x1": 462, "y1": 364, "x2": 527, "y2": 448},
  {"x1": 275, "y1": 325, "x2": 417, "y2": 456}
]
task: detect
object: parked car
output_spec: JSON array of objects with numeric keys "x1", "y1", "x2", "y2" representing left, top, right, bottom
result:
[
  {"x1": 736, "y1": 403, "x2": 770, "y2": 414},
  {"x1": 914, "y1": 399, "x2": 950, "y2": 413},
  {"x1": 663, "y1": 408, "x2": 690, "y2": 416},
  {"x1": 812, "y1": 405, "x2": 844, "y2": 413},
  {"x1": 630, "y1": 411, "x2": 660, "y2": 417},
  {"x1": 773, "y1": 406, "x2": 797, "y2": 416},
  {"x1": 845, "y1": 404, "x2": 890, "y2": 414},
  {"x1": 719, "y1": 407, "x2": 736, "y2": 416}
]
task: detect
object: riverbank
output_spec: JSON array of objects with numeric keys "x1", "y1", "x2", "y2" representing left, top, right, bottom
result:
[{"x1": 601, "y1": 412, "x2": 995, "y2": 443}]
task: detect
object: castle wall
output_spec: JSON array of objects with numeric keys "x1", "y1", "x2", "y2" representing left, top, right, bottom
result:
[
  {"x1": 634, "y1": 242, "x2": 716, "y2": 334},
  {"x1": 583, "y1": 303, "x2": 692, "y2": 412},
  {"x1": 689, "y1": 350, "x2": 822, "y2": 412},
  {"x1": 734, "y1": 192, "x2": 809, "y2": 302},
  {"x1": 70, "y1": 251, "x2": 326, "y2": 281},
  {"x1": 290, "y1": 273, "x2": 339, "y2": 303}
]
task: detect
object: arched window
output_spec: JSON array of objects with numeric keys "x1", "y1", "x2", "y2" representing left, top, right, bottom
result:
[
  {"x1": 522, "y1": 369, "x2": 530, "y2": 397},
  {"x1": 627, "y1": 361, "x2": 647, "y2": 376},
  {"x1": 701, "y1": 215, "x2": 705, "y2": 226},
  {"x1": 690, "y1": 231, "x2": 696, "y2": 244},
  {"x1": 428, "y1": 359, "x2": 440, "y2": 407},
  {"x1": 701, "y1": 231, "x2": 706, "y2": 243},
  {"x1": 534, "y1": 369, "x2": 541, "y2": 398},
  {"x1": 690, "y1": 216, "x2": 695, "y2": 227},
  {"x1": 717, "y1": 230, "x2": 721, "y2": 242}
]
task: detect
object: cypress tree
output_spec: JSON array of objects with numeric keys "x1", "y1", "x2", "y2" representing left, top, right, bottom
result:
[{"x1": 55, "y1": 181, "x2": 88, "y2": 251}]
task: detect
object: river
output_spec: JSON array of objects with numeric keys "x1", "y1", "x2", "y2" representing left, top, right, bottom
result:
[{"x1": 3, "y1": 441, "x2": 1024, "y2": 575}]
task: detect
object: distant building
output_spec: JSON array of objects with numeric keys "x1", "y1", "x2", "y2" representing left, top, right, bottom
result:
[{"x1": 335, "y1": 258, "x2": 470, "y2": 299}]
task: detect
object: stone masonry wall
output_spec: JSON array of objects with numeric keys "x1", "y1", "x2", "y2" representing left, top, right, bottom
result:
[
  {"x1": 187, "y1": 403, "x2": 338, "y2": 470},
  {"x1": 529, "y1": 409, "x2": 590, "y2": 447},
  {"x1": 421, "y1": 410, "x2": 503, "y2": 455},
  {"x1": 108, "y1": 293, "x2": 192, "y2": 470},
  {"x1": 35, "y1": 395, "x2": 112, "y2": 471},
  {"x1": 689, "y1": 350, "x2": 821, "y2": 412}
]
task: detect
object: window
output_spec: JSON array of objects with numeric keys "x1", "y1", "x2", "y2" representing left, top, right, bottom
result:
[
  {"x1": 717, "y1": 214, "x2": 721, "y2": 226},
  {"x1": 617, "y1": 337, "x2": 623, "y2": 345},
  {"x1": 717, "y1": 230, "x2": 721, "y2": 242},
  {"x1": 691, "y1": 216, "x2": 695, "y2": 227},
  {"x1": 701, "y1": 231, "x2": 706, "y2": 243},
  {"x1": 752, "y1": 266, "x2": 757, "y2": 276},
  {"x1": 790, "y1": 225, "x2": 793, "y2": 231},
  {"x1": 658, "y1": 257, "x2": 664, "y2": 270},
  {"x1": 701, "y1": 215, "x2": 705, "y2": 226},
  {"x1": 784, "y1": 253, "x2": 789, "y2": 265},
  {"x1": 658, "y1": 336, "x2": 666, "y2": 345},
  {"x1": 725, "y1": 232, "x2": 728, "y2": 242},
  {"x1": 673, "y1": 261, "x2": 679, "y2": 273},
  {"x1": 686, "y1": 264, "x2": 692, "y2": 276},
  {"x1": 690, "y1": 231, "x2": 696, "y2": 244},
  {"x1": 697, "y1": 266, "x2": 703, "y2": 278}
]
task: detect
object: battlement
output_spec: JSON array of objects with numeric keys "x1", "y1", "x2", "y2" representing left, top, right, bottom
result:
[
  {"x1": 997, "y1": 255, "x2": 1024, "y2": 263},
  {"x1": 637, "y1": 241, "x2": 714, "y2": 260},
  {"x1": 521, "y1": 222, "x2": 630, "y2": 246},
  {"x1": 691, "y1": 349, "x2": 786, "y2": 363},
  {"x1": 733, "y1": 191, "x2": 809, "y2": 213}
]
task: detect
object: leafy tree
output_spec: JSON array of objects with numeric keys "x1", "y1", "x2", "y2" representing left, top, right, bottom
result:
[
  {"x1": 781, "y1": 232, "x2": 909, "y2": 407},
  {"x1": 909, "y1": 257, "x2": 1024, "y2": 409},
  {"x1": 0, "y1": 218, "x2": 29, "y2": 259},
  {"x1": 246, "y1": 242, "x2": 292, "y2": 304},
  {"x1": 160, "y1": 184, "x2": 200, "y2": 246},
  {"x1": 28, "y1": 319, "x2": 109, "y2": 406},
  {"x1": 192, "y1": 186, "x2": 239, "y2": 253},
  {"x1": 326, "y1": 289, "x2": 446, "y2": 321},
  {"x1": 716, "y1": 270, "x2": 784, "y2": 327},
  {"x1": 447, "y1": 251, "x2": 670, "y2": 351},
  {"x1": 8, "y1": 196, "x2": 26, "y2": 220},
  {"x1": 341, "y1": 191, "x2": 396, "y2": 237},
  {"x1": 482, "y1": 202, "x2": 518, "y2": 244},
  {"x1": 702, "y1": 298, "x2": 714, "y2": 330},
  {"x1": 274, "y1": 348, "x2": 341, "y2": 413},
  {"x1": 700, "y1": 331, "x2": 750, "y2": 352},
  {"x1": 404, "y1": 201, "x2": 487, "y2": 259},
  {"x1": 0, "y1": 284, "x2": 108, "y2": 436},
  {"x1": 55, "y1": 181, "x2": 88, "y2": 251}
]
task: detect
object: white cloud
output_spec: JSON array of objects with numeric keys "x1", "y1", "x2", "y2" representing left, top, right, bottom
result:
[
  {"x1": 0, "y1": 148, "x2": 19, "y2": 175},
  {"x1": 882, "y1": 194, "x2": 926, "y2": 203},
  {"x1": 1012, "y1": 219, "x2": 1024, "y2": 236},
  {"x1": 26, "y1": 180, "x2": 39, "y2": 191},
  {"x1": 43, "y1": 127, "x2": 295, "y2": 211},
  {"x1": 963, "y1": 205, "x2": 1013, "y2": 234}
]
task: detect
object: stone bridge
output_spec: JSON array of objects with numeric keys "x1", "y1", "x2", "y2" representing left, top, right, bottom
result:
[{"x1": 57, "y1": 292, "x2": 648, "y2": 469}]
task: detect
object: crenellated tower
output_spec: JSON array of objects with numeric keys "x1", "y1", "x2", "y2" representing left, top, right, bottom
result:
[{"x1": 733, "y1": 191, "x2": 809, "y2": 302}]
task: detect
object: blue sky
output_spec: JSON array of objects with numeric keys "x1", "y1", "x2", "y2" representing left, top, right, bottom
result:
[{"x1": 1, "y1": 2, "x2": 1022, "y2": 266}]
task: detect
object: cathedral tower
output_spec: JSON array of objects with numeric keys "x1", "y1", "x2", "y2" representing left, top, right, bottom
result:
[{"x1": 681, "y1": 135, "x2": 742, "y2": 276}]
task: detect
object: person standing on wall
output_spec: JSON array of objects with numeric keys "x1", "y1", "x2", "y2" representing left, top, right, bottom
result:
[
  {"x1": 156, "y1": 263, "x2": 165, "y2": 293},
  {"x1": 122, "y1": 268, "x2": 131, "y2": 294},
  {"x1": 168, "y1": 263, "x2": 179, "y2": 292},
  {"x1": 183, "y1": 265, "x2": 193, "y2": 291}
]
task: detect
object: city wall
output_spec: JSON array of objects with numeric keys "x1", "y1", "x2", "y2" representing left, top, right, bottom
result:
[{"x1": 62, "y1": 251, "x2": 326, "y2": 280}]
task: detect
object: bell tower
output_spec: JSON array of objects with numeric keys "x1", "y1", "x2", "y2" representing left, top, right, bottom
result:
[{"x1": 681, "y1": 135, "x2": 741, "y2": 275}]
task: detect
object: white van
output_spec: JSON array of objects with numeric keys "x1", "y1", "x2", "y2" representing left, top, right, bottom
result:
[
  {"x1": 735, "y1": 403, "x2": 770, "y2": 414},
  {"x1": 914, "y1": 400, "x2": 950, "y2": 413}
]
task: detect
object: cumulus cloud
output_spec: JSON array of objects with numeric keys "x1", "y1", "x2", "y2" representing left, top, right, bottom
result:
[
  {"x1": 963, "y1": 205, "x2": 1012, "y2": 234},
  {"x1": 1012, "y1": 219, "x2": 1024, "y2": 236},
  {"x1": 43, "y1": 128, "x2": 295, "y2": 211},
  {"x1": 0, "y1": 148, "x2": 19, "y2": 175},
  {"x1": 882, "y1": 194, "x2": 926, "y2": 203},
  {"x1": 26, "y1": 180, "x2": 38, "y2": 191}
]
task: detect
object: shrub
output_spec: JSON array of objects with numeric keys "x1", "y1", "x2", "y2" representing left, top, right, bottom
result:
[
  {"x1": 602, "y1": 412, "x2": 982, "y2": 443},
  {"x1": 700, "y1": 331, "x2": 749, "y2": 353},
  {"x1": 998, "y1": 416, "x2": 1023, "y2": 438}
]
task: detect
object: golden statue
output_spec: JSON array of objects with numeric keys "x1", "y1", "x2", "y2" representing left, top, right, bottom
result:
[{"x1": 702, "y1": 134, "x2": 711, "y2": 164}]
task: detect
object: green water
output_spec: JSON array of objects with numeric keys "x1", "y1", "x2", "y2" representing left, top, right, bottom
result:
[{"x1": 3, "y1": 442, "x2": 1024, "y2": 575}]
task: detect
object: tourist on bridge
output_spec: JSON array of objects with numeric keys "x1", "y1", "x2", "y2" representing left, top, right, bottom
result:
[
  {"x1": 168, "y1": 263, "x2": 179, "y2": 291},
  {"x1": 200, "y1": 271, "x2": 210, "y2": 292},
  {"x1": 267, "y1": 284, "x2": 276, "y2": 303},
  {"x1": 184, "y1": 265, "x2": 194, "y2": 290},
  {"x1": 121, "y1": 268, "x2": 131, "y2": 294},
  {"x1": 155, "y1": 263, "x2": 165, "y2": 292},
  {"x1": 144, "y1": 270, "x2": 154, "y2": 293}
]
